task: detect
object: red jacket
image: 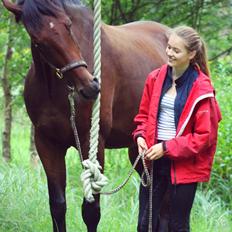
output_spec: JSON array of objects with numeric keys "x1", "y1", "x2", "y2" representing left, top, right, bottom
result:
[{"x1": 133, "y1": 64, "x2": 222, "y2": 184}]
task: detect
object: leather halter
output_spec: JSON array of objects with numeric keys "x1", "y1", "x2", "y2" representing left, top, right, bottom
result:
[
  {"x1": 55, "y1": 60, "x2": 88, "y2": 79},
  {"x1": 34, "y1": 43, "x2": 88, "y2": 79},
  {"x1": 32, "y1": 19, "x2": 90, "y2": 79}
]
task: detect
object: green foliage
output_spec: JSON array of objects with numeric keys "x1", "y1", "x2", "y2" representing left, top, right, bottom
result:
[
  {"x1": 203, "y1": 60, "x2": 232, "y2": 206},
  {"x1": 87, "y1": 0, "x2": 232, "y2": 60},
  {"x1": 211, "y1": 59, "x2": 232, "y2": 179},
  {"x1": 0, "y1": 6, "x2": 31, "y2": 108}
]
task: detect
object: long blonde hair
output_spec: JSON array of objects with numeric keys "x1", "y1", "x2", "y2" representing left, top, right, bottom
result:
[{"x1": 171, "y1": 26, "x2": 210, "y2": 76}]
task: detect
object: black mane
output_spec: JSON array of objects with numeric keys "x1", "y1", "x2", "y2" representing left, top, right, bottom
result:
[{"x1": 17, "y1": 0, "x2": 85, "y2": 31}]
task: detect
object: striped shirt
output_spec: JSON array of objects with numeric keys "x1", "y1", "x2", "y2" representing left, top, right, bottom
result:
[{"x1": 157, "y1": 93, "x2": 176, "y2": 141}]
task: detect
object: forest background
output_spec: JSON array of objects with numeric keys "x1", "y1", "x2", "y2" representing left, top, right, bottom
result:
[{"x1": 0, "y1": 0, "x2": 232, "y2": 231}]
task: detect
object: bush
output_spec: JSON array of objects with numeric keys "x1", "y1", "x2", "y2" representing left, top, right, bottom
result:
[{"x1": 207, "y1": 60, "x2": 232, "y2": 206}]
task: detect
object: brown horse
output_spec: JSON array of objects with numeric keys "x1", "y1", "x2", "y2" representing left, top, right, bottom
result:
[{"x1": 3, "y1": 0, "x2": 169, "y2": 231}]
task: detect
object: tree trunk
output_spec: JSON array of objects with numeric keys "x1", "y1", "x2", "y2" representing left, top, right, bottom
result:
[
  {"x1": 1, "y1": 17, "x2": 13, "y2": 162},
  {"x1": 30, "y1": 124, "x2": 39, "y2": 167},
  {"x1": 191, "y1": 0, "x2": 204, "y2": 29}
]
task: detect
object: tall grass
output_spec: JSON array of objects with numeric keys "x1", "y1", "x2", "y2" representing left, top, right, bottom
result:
[
  {"x1": 0, "y1": 148, "x2": 140, "y2": 231},
  {"x1": 0, "y1": 109, "x2": 232, "y2": 231},
  {"x1": 191, "y1": 190, "x2": 232, "y2": 232},
  {"x1": 1, "y1": 153, "x2": 232, "y2": 232}
]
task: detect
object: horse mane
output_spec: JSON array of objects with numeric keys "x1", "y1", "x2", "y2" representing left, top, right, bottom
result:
[{"x1": 16, "y1": 0, "x2": 86, "y2": 31}]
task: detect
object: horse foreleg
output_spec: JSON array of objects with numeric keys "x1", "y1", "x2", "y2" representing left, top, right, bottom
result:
[
  {"x1": 82, "y1": 194, "x2": 101, "y2": 232},
  {"x1": 47, "y1": 172, "x2": 67, "y2": 232},
  {"x1": 35, "y1": 133, "x2": 67, "y2": 232}
]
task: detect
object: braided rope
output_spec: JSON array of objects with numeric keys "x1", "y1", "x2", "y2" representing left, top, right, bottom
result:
[
  {"x1": 148, "y1": 163, "x2": 153, "y2": 232},
  {"x1": 67, "y1": 92, "x2": 152, "y2": 199},
  {"x1": 80, "y1": 0, "x2": 109, "y2": 203},
  {"x1": 100, "y1": 151, "x2": 151, "y2": 195}
]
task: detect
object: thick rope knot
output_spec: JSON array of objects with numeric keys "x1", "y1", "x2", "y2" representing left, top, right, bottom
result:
[{"x1": 81, "y1": 159, "x2": 108, "y2": 202}]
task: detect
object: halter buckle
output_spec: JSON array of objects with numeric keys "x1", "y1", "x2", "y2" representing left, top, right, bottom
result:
[{"x1": 56, "y1": 68, "x2": 64, "y2": 79}]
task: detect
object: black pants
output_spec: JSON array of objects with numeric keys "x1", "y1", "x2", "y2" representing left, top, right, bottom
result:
[{"x1": 137, "y1": 157, "x2": 197, "y2": 232}]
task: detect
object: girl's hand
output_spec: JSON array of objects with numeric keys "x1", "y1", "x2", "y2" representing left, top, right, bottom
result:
[
  {"x1": 145, "y1": 143, "x2": 164, "y2": 160},
  {"x1": 137, "y1": 137, "x2": 148, "y2": 154}
]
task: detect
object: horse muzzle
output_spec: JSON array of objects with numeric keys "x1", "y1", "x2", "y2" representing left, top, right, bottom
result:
[{"x1": 79, "y1": 78, "x2": 100, "y2": 100}]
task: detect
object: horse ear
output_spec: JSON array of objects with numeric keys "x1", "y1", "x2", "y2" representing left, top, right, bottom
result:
[{"x1": 2, "y1": 0, "x2": 23, "y2": 22}]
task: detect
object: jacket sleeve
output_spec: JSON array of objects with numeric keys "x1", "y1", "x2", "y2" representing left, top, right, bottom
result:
[
  {"x1": 165, "y1": 97, "x2": 221, "y2": 160},
  {"x1": 132, "y1": 71, "x2": 158, "y2": 141}
]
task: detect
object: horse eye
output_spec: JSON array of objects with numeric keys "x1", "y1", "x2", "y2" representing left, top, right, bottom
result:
[
  {"x1": 32, "y1": 37, "x2": 41, "y2": 48},
  {"x1": 34, "y1": 43, "x2": 39, "y2": 48},
  {"x1": 33, "y1": 41, "x2": 44, "y2": 49}
]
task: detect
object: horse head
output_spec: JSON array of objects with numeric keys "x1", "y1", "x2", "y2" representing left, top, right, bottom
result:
[{"x1": 2, "y1": 0, "x2": 100, "y2": 100}]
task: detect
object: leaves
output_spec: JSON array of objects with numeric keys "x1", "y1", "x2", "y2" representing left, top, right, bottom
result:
[{"x1": 0, "y1": 6, "x2": 31, "y2": 107}]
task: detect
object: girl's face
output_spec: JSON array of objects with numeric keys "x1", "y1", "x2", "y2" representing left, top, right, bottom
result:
[{"x1": 166, "y1": 34, "x2": 196, "y2": 70}]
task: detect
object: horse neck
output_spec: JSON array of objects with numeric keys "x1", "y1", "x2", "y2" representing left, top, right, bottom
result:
[
  {"x1": 31, "y1": 44, "x2": 49, "y2": 75},
  {"x1": 31, "y1": 44, "x2": 61, "y2": 98}
]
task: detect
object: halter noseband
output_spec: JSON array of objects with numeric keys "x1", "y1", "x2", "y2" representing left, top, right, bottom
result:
[
  {"x1": 55, "y1": 60, "x2": 88, "y2": 79},
  {"x1": 34, "y1": 43, "x2": 88, "y2": 79}
]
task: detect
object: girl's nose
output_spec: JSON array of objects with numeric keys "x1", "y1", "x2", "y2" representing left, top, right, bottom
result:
[{"x1": 166, "y1": 49, "x2": 173, "y2": 57}]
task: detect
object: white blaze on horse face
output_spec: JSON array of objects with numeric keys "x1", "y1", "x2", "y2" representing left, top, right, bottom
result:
[{"x1": 49, "y1": 22, "x2": 55, "y2": 29}]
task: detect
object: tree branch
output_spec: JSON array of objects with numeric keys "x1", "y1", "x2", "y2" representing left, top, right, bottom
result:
[{"x1": 209, "y1": 46, "x2": 232, "y2": 61}]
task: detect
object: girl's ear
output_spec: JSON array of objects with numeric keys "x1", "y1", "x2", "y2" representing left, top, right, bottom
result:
[
  {"x1": 2, "y1": 0, "x2": 23, "y2": 22},
  {"x1": 189, "y1": 50, "x2": 197, "y2": 60}
]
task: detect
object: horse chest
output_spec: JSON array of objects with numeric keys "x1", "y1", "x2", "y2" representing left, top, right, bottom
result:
[
  {"x1": 39, "y1": 111, "x2": 71, "y2": 139},
  {"x1": 26, "y1": 99, "x2": 73, "y2": 145}
]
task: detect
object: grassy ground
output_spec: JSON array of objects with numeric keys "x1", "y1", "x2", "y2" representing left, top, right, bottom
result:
[
  {"x1": 1, "y1": 151, "x2": 232, "y2": 232},
  {"x1": 0, "y1": 110, "x2": 232, "y2": 231}
]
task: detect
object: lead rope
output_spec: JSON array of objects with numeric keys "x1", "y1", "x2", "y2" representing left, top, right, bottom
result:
[
  {"x1": 68, "y1": 88, "x2": 153, "y2": 229},
  {"x1": 148, "y1": 163, "x2": 153, "y2": 232},
  {"x1": 100, "y1": 150, "x2": 151, "y2": 195},
  {"x1": 68, "y1": 88, "x2": 151, "y2": 193}
]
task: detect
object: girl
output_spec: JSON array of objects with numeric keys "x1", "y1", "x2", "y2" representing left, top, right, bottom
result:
[{"x1": 133, "y1": 26, "x2": 222, "y2": 232}]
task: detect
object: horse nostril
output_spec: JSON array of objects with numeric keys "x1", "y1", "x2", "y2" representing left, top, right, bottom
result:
[
  {"x1": 79, "y1": 78, "x2": 100, "y2": 100},
  {"x1": 93, "y1": 77, "x2": 100, "y2": 86}
]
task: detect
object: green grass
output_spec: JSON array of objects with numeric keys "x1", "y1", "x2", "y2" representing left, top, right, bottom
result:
[
  {"x1": 0, "y1": 109, "x2": 232, "y2": 231},
  {"x1": 0, "y1": 148, "x2": 140, "y2": 232},
  {"x1": 0, "y1": 163, "x2": 51, "y2": 231},
  {"x1": 191, "y1": 190, "x2": 232, "y2": 232},
  {"x1": 1, "y1": 153, "x2": 232, "y2": 232}
]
